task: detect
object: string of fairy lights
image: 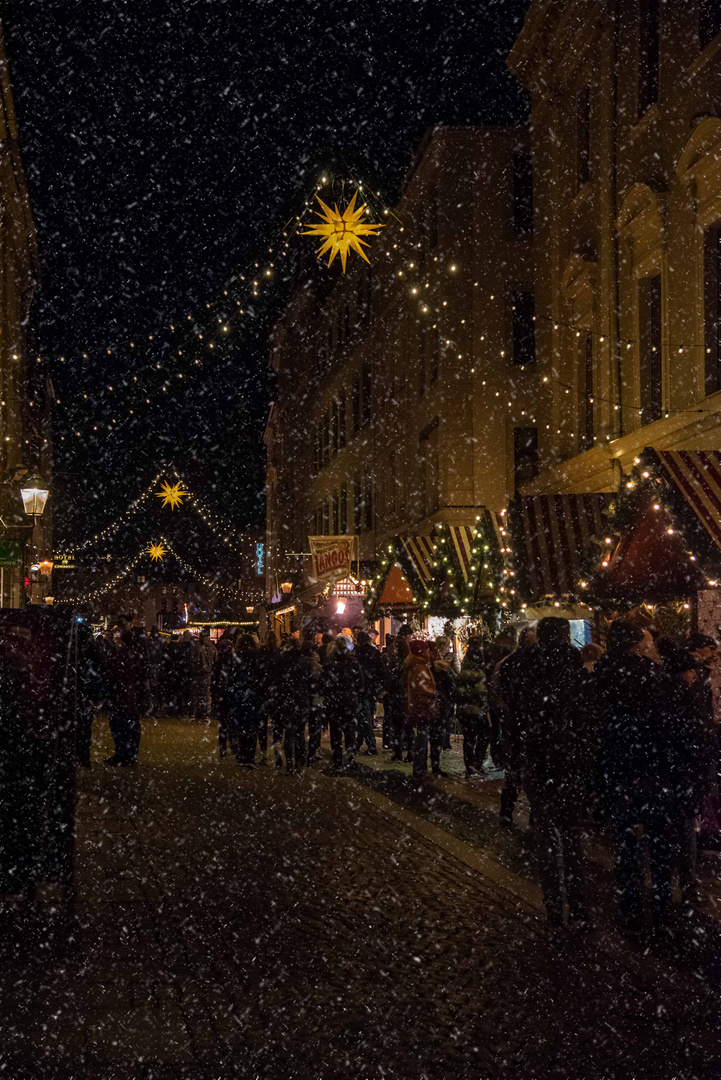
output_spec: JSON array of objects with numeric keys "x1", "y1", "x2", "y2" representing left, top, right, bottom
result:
[
  {"x1": 55, "y1": 173, "x2": 393, "y2": 446},
  {"x1": 57, "y1": 471, "x2": 253, "y2": 556},
  {"x1": 63, "y1": 534, "x2": 242, "y2": 603},
  {"x1": 44, "y1": 151, "x2": 721, "y2": 466}
]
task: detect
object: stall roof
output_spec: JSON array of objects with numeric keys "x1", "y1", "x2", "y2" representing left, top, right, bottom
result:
[{"x1": 511, "y1": 493, "x2": 613, "y2": 600}]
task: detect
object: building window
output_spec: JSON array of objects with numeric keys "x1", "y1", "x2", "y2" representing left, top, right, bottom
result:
[
  {"x1": 386, "y1": 450, "x2": 396, "y2": 517},
  {"x1": 513, "y1": 427, "x2": 538, "y2": 491},
  {"x1": 423, "y1": 184, "x2": 439, "y2": 264},
  {"x1": 577, "y1": 86, "x2": 591, "y2": 189},
  {"x1": 352, "y1": 374, "x2": 361, "y2": 434},
  {"x1": 338, "y1": 392, "x2": 347, "y2": 448},
  {"x1": 639, "y1": 274, "x2": 663, "y2": 423},
  {"x1": 511, "y1": 291, "x2": 536, "y2": 365},
  {"x1": 332, "y1": 490, "x2": 339, "y2": 534},
  {"x1": 331, "y1": 400, "x2": 339, "y2": 455},
  {"x1": 322, "y1": 410, "x2": 330, "y2": 466},
  {"x1": 315, "y1": 425, "x2": 323, "y2": 473},
  {"x1": 705, "y1": 224, "x2": 721, "y2": 395},
  {"x1": 638, "y1": 0, "x2": 659, "y2": 117},
  {"x1": 322, "y1": 498, "x2": 330, "y2": 535},
  {"x1": 340, "y1": 485, "x2": 348, "y2": 534},
  {"x1": 430, "y1": 325, "x2": 439, "y2": 383},
  {"x1": 364, "y1": 475, "x2": 373, "y2": 531},
  {"x1": 312, "y1": 423, "x2": 319, "y2": 474},
  {"x1": 579, "y1": 333, "x2": 594, "y2": 451},
  {"x1": 353, "y1": 475, "x2": 362, "y2": 533},
  {"x1": 420, "y1": 420, "x2": 439, "y2": 517},
  {"x1": 361, "y1": 361, "x2": 372, "y2": 427},
  {"x1": 418, "y1": 326, "x2": 426, "y2": 397},
  {"x1": 700, "y1": 0, "x2": 721, "y2": 48},
  {"x1": 512, "y1": 152, "x2": 533, "y2": 234}
]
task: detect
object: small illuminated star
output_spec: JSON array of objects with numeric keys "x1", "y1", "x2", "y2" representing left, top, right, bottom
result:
[
  {"x1": 301, "y1": 191, "x2": 385, "y2": 273},
  {"x1": 147, "y1": 542, "x2": 166, "y2": 562},
  {"x1": 156, "y1": 480, "x2": 188, "y2": 509}
]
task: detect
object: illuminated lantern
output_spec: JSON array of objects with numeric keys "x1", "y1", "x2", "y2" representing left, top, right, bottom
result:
[{"x1": 20, "y1": 471, "x2": 49, "y2": 519}]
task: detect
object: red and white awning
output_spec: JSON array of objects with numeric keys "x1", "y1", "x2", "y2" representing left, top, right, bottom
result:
[
  {"x1": 517, "y1": 493, "x2": 611, "y2": 596},
  {"x1": 655, "y1": 450, "x2": 721, "y2": 552},
  {"x1": 398, "y1": 535, "x2": 436, "y2": 592}
]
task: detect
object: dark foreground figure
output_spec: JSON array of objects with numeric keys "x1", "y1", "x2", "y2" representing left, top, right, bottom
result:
[{"x1": 1, "y1": 717, "x2": 720, "y2": 1080}]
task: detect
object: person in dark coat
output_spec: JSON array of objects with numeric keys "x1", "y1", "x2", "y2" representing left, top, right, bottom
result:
[
  {"x1": 276, "y1": 639, "x2": 318, "y2": 774},
  {"x1": 382, "y1": 636, "x2": 407, "y2": 760},
  {"x1": 258, "y1": 635, "x2": 282, "y2": 767},
  {"x1": 657, "y1": 638, "x2": 710, "y2": 906},
  {"x1": 300, "y1": 630, "x2": 324, "y2": 765},
  {"x1": 145, "y1": 627, "x2": 165, "y2": 717},
  {"x1": 496, "y1": 626, "x2": 537, "y2": 826},
  {"x1": 404, "y1": 639, "x2": 439, "y2": 779},
  {"x1": 454, "y1": 637, "x2": 489, "y2": 777},
  {"x1": 105, "y1": 630, "x2": 147, "y2": 766},
  {"x1": 484, "y1": 629, "x2": 516, "y2": 767},
  {"x1": 354, "y1": 631, "x2": 383, "y2": 755},
  {"x1": 320, "y1": 637, "x2": 364, "y2": 770},
  {"x1": 596, "y1": 621, "x2": 688, "y2": 930},
  {"x1": 428, "y1": 639, "x2": 455, "y2": 776},
  {"x1": 212, "y1": 630, "x2": 238, "y2": 758},
  {"x1": 511, "y1": 618, "x2": 591, "y2": 930},
  {"x1": 76, "y1": 629, "x2": 109, "y2": 767},
  {"x1": 228, "y1": 634, "x2": 263, "y2": 767}
]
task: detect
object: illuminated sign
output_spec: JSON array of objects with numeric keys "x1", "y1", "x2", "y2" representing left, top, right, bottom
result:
[{"x1": 256, "y1": 542, "x2": 264, "y2": 576}]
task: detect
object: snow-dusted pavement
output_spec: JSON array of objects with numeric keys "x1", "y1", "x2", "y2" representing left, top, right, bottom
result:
[{"x1": 1, "y1": 717, "x2": 720, "y2": 1080}]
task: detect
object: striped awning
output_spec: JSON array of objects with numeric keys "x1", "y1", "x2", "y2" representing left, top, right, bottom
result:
[
  {"x1": 654, "y1": 450, "x2": 721, "y2": 552},
  {"x1": 398, "y1": 535, "x2": 436, "y2": 592},
  {"x1": 516, "y1": 493, "x2": 612, "y2": 597},
  {"x1": 449, "y1": 525, "x2": 475, "y2": 582}
]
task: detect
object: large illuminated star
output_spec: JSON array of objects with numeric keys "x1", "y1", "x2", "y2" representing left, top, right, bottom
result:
[
  {"x1": 301, "y1": 191, "x2": 385, "y2": 273},
  {"x1": 156, "y1": 480, "x2": 188, "y2": 510},
  {"x1": 147, "y1": 542, "x2": 167, "y2": 562}
]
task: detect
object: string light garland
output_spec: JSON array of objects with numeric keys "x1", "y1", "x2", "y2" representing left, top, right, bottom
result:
[
  {"x1": 57, "y1": 471, "x2": 255, "y2": 556},
  {"x1": 63, "y1": 534, "x2": 243, "y2": 603},
  {"x1": 577, "y1": 455, "x2": 719, "y2": 606},
  {"x1": 57, "y1": 174, "x2": 390, "y2": 446}
]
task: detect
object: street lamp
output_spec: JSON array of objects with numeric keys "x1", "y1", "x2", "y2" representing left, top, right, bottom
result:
[
  {"x1": 281, "y1": 581, "x2": 293, "y2": 595},
  {"x1": 20, "y1": 470, "x2": 49, "y2": 520}
]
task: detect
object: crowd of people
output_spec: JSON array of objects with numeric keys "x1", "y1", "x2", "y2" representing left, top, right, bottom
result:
[{"x1": 79, "y1": 613, "x2": 719, "y2": 936}]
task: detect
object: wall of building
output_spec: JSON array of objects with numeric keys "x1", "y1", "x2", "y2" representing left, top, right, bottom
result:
[
  {"x1": 508, "y1": 0, "x2": 721, "y2": 496},
  {"x1": 0, "y1": 21, "x2": 49, "y2": 606},
  {"x1": 265, "y1": 126, "x2": 535, "y2": 599}
]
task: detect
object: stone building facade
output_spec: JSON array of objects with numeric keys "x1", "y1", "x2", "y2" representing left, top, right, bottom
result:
[
  {"x1": 507, "y1": 0, "x2": 721, "y2": 496},
  {"x1": 264, "y1": 126, "x2": 536, "y2": 599},
  {"x1": 0, "y1": 22, "x2": 50, "y2": 606}
]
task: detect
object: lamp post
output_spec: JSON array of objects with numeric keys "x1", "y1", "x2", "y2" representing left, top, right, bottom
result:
[
  {"x1": 19, "y1": 470, "x2": 50, "y2": 605},
  {"x1": 20, "y1": 470, "x2": 50, "y2": 522}
]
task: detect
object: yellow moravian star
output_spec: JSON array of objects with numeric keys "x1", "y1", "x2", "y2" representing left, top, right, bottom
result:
[
  {"x1": 156, "y1": 480, "x2": 188, "y2": 510},
  {"x1": 301, "y1": 191, "x2": 385, "y2": 273},
  {"x1": 147, "y1": 542, "x2": 167, "y2": 562}
]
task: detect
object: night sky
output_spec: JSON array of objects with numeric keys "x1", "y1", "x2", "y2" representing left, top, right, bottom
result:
[{"x1": 4, "y1": 0, "x2": 528, "y2": 550}]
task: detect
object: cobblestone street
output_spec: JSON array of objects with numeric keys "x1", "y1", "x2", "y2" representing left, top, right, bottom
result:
[{"x1": 2, "y1": 718, "x2": 721, "y2": 1080}]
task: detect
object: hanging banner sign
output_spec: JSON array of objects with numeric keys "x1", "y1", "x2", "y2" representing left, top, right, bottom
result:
[{"x1": 308, "y1": 535, "x2": 357, "y2": 583}]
